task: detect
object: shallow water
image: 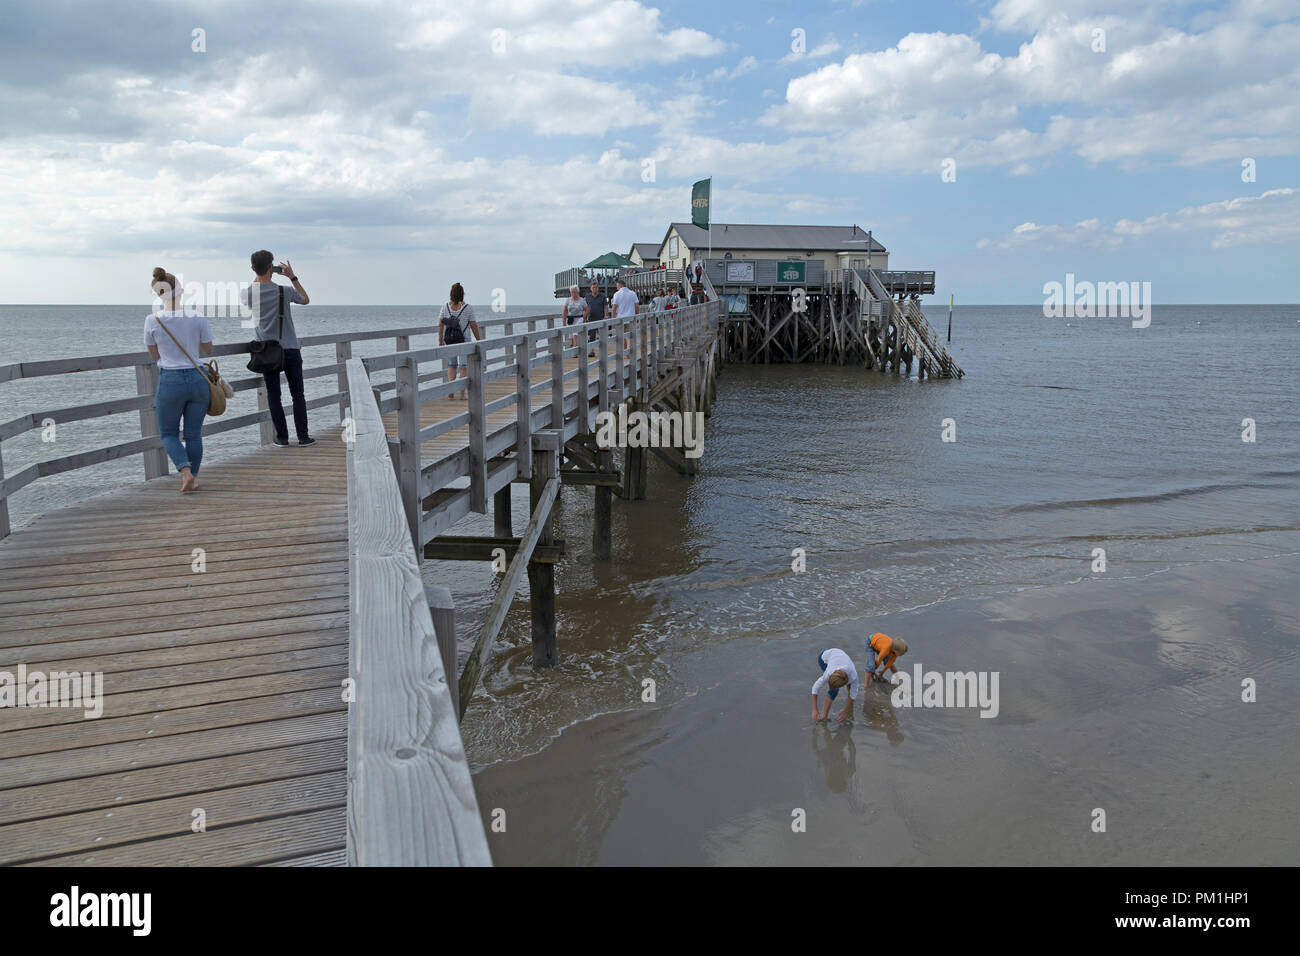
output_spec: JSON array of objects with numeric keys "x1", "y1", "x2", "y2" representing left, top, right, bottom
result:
[{"x1": 451, "y1": 304, "x2": 1299, "y2": 864}]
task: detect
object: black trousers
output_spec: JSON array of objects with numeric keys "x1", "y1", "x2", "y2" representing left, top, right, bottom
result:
[{"x1": 263, "y1": 347, "x2": 309, "y2": 441}]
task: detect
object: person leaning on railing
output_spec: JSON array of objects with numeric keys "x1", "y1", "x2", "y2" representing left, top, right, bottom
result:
[{"x1": 144, "y1": 267, "x2": 214, "y2": 494}]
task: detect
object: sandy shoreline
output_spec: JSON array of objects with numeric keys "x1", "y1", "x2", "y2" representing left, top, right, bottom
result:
[{"x1": 470, "y1": 553, "x2": 1299, "y2": 865}]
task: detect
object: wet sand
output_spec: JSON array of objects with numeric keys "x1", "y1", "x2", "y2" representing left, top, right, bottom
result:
[{"x1": 471, "y1": 554, "x2": 1299, "y2": 865}]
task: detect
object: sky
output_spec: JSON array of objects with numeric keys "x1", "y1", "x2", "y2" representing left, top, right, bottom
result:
[{"x1": 0, "y1": 0, "x2": 1297, "y2": 306}]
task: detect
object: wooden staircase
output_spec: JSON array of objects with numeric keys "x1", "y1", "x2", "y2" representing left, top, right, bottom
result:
[{"x1": 858, "y1": 269, "x2": 963, "y2": 378}]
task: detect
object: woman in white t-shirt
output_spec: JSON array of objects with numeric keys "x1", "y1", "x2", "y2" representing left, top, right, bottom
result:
[{"x1": 144, "y1": 267, "x2": 214, "y2": 493}]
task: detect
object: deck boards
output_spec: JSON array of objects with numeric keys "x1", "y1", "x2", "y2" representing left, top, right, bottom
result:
[
  {"x1": 0, "y1": 426, "x2": 352, "y2": 865},
  {"x1": 0, "y1": 344, "x2": 653, "y2": 865}
]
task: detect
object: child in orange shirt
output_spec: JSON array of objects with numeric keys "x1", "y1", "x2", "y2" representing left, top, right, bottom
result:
[{"x1": 866, "y1": 632, "x2": 908, "y2": 682}]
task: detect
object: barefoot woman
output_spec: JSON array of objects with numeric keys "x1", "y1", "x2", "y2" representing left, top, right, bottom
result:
[{"x1": 144, "y1": 267, "x2": 214, "y2": 493}]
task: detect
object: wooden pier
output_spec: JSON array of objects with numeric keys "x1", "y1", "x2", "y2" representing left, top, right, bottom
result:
[
  {"x1": 557, "y1": 263, "x2": 961, "y2": 377},
  {"x1": 0, "y1": 301, "x2": 722, "y2": 865}
]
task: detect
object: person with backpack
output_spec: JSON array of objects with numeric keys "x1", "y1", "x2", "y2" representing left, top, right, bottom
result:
[{"x1": 439, "y1": 282, "x2": 481, "y2": 400}]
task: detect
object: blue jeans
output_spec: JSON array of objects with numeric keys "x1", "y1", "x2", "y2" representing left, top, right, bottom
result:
[
  {"x1": 156, "y1": 368, "x2": 208, "y2": 473},
  {"x1": 817, "y1": 652, "x2": 839, "y2": 701}
]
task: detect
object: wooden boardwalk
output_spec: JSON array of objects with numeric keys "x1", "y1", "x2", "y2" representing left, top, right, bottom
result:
[
  {"x1": 0, "y1": 303, "x2": 721, "y2": 865},
  {"x1": 0, "y1": 430, "x2": 350, "y2": 865}
]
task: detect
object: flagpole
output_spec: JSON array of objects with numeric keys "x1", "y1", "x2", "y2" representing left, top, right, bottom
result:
[{"x1": 708, "y1": 175, "x2": 712, "y2": 260}]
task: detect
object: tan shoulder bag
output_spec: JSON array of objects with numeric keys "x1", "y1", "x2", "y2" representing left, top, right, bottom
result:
[{"x1": 152, "y1": 314, "x2": 232, "y2": 416}]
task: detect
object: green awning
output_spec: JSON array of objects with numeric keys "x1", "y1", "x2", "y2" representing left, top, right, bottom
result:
[{"x1": 582, "y1": 252, "x2": 635, "y2": 269}]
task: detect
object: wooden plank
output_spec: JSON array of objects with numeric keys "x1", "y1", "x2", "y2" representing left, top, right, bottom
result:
[
  {"x1": 0, "y1": 737, "x2": 345, "y2": 828},
  {"x1": 0, "y1": 771, "x2": 347, "y2": 865},
  {"x1": 344, "y1": 357, "x2": 489, "y2": 866},
  {"x1": 26, "y1": 807, "x2": 347, "y2": 867}
]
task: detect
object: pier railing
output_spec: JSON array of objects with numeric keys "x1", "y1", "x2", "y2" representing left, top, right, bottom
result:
[
  {"x1": 553, "y1": 267, "x2": 687, "y2": 297},
  {"x1": 0, "y1": 303, "x2": 721, "y2": 539},
  {"x1": 344, "y1": 356, "x2": 491, "y2": 866},
  {"x1": 359, "y1": 300, "x2": 720, "y2": 551}
]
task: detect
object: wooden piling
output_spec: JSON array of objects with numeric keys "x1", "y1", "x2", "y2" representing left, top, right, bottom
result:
[{"x1": 529, "y1": 433, "x2": 560, "y2": 667}]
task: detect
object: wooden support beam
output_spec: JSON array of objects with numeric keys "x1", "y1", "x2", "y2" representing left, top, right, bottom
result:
[
  {"x1": 528, "y1": 431, "x2": 560, "y2": 668},
  {"x1": 457, "y1": 455, "x2": 559, "y2": 717},
  {"x1": 423, "y1": 535, "x2": 565, "y2": 563},
  {"x1": 562, "y1": 468, "x2": 622, "y2": 488}
]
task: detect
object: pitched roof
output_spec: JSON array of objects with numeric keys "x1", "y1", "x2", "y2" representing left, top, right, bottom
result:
[
  {"x1": 663, "y1": 222, "x2": 886, "y2": 253},
  {"x1": 629, "y1": 242, "x2": 661, "y2": 261}
]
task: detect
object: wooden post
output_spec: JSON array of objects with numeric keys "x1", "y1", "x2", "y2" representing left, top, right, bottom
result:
[
  {"x1": 256, "y1": 384, "x2": 276, "y2": 445},
  {"x1": 493, "y1": 486, "x2": 512, "y2": 538},
  {"x1": 550, "y1": 330, "x2": 564, "y2": 432},
  {"x1": 396, "y1": 334, "x2": 410, "y2": 352},
  {"x1": 594, "y1": 442, "x2": 612, "y2": 561},
  {"x1": 614, "y1": 317, "x2": 625, "y2": 401},
  {"x1": 0, "y1": 442, "x2": 9, "y2": 539},
  {"x1": 336, "y1": 340, "x2": 352, "y2": 423},
  {"x1": 134, "y1": 362, "x2": 168, "y2": 479},
  {"x1": 467, "y1": 346, "x2": 487, "y2": 514},
  {"x1": 639, "y1": 314, "x2": 649, "y2": 401},
  {"x1": 577, "y1": 324, "x2": 590, "y2": 434},
  {"x1": 425, "y1": 584, "x2": 459, "y2": 720},
  {"x1": 394, "y1": 354, "x2": 420, "y2": 552},
  {"x1": 515, "y1": 339, "x2": 532, "y2": 481},
  {"x1": 528, "y1": 433, "x2": 559, "y2": 667}
]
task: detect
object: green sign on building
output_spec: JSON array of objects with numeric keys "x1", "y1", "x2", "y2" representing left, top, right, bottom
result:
[{"x1": 777, "y1": 261, "x2": 806, "y2": 283}]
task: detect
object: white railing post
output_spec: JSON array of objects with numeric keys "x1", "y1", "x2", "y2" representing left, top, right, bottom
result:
[
  {"x1": 256, "y1": 385, "x2": 276, "y2": 445},
  {"x1": 467, "y1": 346, "x2": 487, "y2": 514},
  {"x1": 515, "y1": 338, "x2": 532, "y2": 480},
  {"x1": 577, "y1": 323, "x2": 590, "y2": 434},
  {"x1": 0, "y1": 442, "x2": 9, "y2": 539},
  {"x1": 550, "y1": 328, "x2": 564, "y2": 430},
  {"x1": 394, "y1": 353, "x2": 420, "y2": 550},
  {"x1": 336, "y1": 341, "x2": 352, "y2": 423},
  {"x1": 597, "y1": 325, "x2": 609, "y2": 417},
  {"x1": 134, "y1": 362, "x2": 168, "y2": 479}
]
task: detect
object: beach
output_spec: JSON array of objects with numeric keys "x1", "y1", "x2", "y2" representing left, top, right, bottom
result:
[{"x1": 470, "y1": 554, "x2": 1298, "y2": 865}]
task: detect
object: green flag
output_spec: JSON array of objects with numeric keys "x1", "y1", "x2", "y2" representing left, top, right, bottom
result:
[{"x1": 691, "y1": 178, "x2": 710, "y2": 229}]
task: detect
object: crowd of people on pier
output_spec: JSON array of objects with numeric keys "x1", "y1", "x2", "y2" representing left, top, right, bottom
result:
[{"x1": 142, "y1": 252, "x2": 712, "y2": 493}]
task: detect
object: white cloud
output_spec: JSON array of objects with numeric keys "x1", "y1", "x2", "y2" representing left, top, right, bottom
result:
[
  {"x1": 765, "y1": 9, "x2": 1300, "y2": 173},
  {"x1": 708, "y1": 56, "x2": 759, "y2": 81},
  {"x1": 976, "y1": 188, "x2": 1300, "y2": 249}
]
